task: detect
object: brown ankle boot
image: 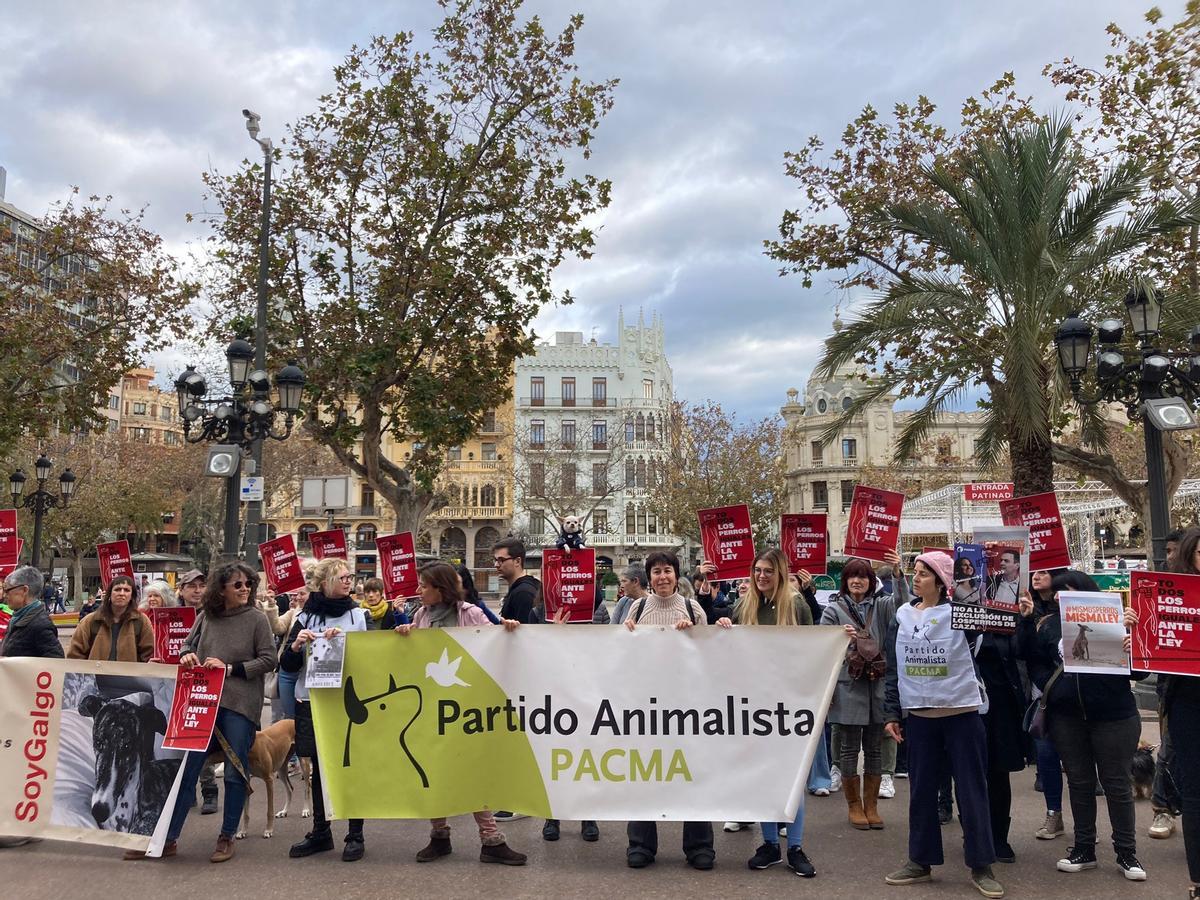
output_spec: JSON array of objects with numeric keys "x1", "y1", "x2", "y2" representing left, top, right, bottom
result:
[
  {"x1": 844, "y1": 775, "x2": 870, "y2": 830},
  {"x1": 417, "y1": 832, "x2": 452, "y2": 862},
  {"x1": 863, "y1": 774, "x2": 885, "y2": 829}
]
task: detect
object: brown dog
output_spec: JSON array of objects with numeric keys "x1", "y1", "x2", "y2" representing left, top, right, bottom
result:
[{"x1": 206, "y1": 719, "x2": 311, "y2": 839}]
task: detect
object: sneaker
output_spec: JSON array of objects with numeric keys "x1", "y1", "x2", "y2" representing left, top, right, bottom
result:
[
  {"x1": 723, "y1": 821, "x2": 748, "y2": 832},
  {"x1": 201, "y1": 789, "x2": 219, "y2": 816},
  {"x1": 829, "y1": 766, "x2": 843, "y2": 793},
  {"x1": 480, "y1": 841, "x2": 527, "y2": 866},
  {"x1": 894, "y1": 768, "x2": 908, "y2": 779},
  {"x1": 1056, "y1": 845, "x2": 1098, "y2": 873},
  {"x1": 492, "y1": 811, "x2": 526, "y2": 822},
  {"x1": 809, "y1": 786, "x2": 831, "y2": 797},
  {"x1": 1116, "y1": 852, "x2": 1147, "y2": 881},
  {"x1": 778, "y1": 825, "x2": 787, "y2": 838},
  {"x1": 747, "y1": 842, "x2": 782, "y2": 870},
  {"x1": 787, "y1": 845, "x2": 816, "y2": 878},
  {"x1": 885, "y1": 860, "x2": 932, "y2": 885},
  {"x1": 581, "y1": 821, "x2": 599, "y2": 842},
  {"x1": 210, "y1": 833, "x2": 235, "y2": 864},
  {"x1": 1036, "y1": 811, "x2": 1064, "y2": 840},
  {"x1": 1148, "y1": 811, "x2": 1175, "y2": 839},
  {"x1": 879, "y1": 774, "x2": 896, "y2": 799},
  {"x1": 542, "y1": 819, "x2": 560, "y2": 842},
  {"x1": 970, "y1": 866, "x2": 1005, "y2": 898}
]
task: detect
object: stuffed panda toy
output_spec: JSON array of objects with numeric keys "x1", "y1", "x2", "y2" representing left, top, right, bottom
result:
[{"x1": 555, "y1": 515, "x2": 587, "y2": 552}]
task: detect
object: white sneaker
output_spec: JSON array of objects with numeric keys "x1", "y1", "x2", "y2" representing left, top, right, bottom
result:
[
  {"x1": 809, "y1": 786, "x2": 830, "y2": 797},
  {"x1": 829, "y1": 765, "x2": 842, "y2": 793},
  {"x1": 879, "y1": 774, "x2": 896, "y2": 799},
  {"x1": 722, "y1": 821, "x2": 748, "y2": 832},
  {"x1": 1148, "y1": 811, "x2": 1175, "y2": 839}
]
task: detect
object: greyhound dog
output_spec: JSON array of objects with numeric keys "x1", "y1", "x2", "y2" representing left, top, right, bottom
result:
[
  {"x1": 206, "y1": 719, "x2": 311, "y2": 839},
  {"x1": 80, "y1": 694, "x2": 180, "y2": 835},
  {"x1": 1072, "y1": 623, "x2": 1093, "y2": 660}
]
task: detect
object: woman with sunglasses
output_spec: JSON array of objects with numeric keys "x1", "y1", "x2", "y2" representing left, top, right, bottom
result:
[
  {"x1": 283, "y1": 558, "x2": 371, "y2": 862},
  {"x1": 129, "y1": 562, "x2": 275, "y2": 864}
]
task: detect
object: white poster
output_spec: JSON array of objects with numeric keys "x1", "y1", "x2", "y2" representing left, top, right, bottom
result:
[
  {"x1": 1058, "y1": 591, "x2": 1129, "y2": 675},
  {"x1": 306, "y1": 632, "x2": 347, "y2": 689}
]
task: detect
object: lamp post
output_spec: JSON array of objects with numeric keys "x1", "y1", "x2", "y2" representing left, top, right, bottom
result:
[
  {"x1": 1054, "y1": 285, "x2": 1200, "y2": 570},
  {"x1": 175, "y1": 340, "x2": 304, "y2": 561},
  {"x1": 9, "y1": 455, "x2": 76, "y2": 572},
  {"x1": 242, "y1": 109, "x2": 275, "y2": 567}
]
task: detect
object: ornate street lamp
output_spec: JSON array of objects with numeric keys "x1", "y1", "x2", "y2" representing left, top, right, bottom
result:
[{"x1": 9, "y1": 456, "x2": 76, "y2": 572}]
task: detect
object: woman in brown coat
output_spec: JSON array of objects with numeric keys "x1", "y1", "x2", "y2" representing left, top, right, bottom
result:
[{"x1": 67, "y1": 575, "x2": 154, "y2": 662}]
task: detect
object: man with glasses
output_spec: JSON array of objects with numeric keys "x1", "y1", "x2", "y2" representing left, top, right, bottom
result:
[{"x1": 1, "y1": 565, "x2": 64, "y2": 659}]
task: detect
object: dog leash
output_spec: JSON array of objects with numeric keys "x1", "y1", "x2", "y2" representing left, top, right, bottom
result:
[{"x1": 215, "y1": 727, "x2": 254, "y2": 795}]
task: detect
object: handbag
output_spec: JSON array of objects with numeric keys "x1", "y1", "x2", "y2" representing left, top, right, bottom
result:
[
  {"x1": 1022, "y1": 665, "x2": 1064, "y2": 739},
  {"x1": 841, "y1": 601, "x2": 886, "y2": 681}
]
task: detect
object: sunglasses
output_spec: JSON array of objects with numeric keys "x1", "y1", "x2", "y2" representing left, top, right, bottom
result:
[{"x1": 228, "y1": 580, "x2": 250, "y2": 589}]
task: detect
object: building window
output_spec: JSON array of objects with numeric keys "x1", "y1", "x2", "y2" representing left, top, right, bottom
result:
[
  {"x1": 107, "y1": 420, "x2": 119, "y2": 433},
  {"x1": 592, "y1": 420, "x2": 607, "y2": 449},
  {"x1": 643, "y1": 379, "x2": 654, "y2": 399},
  {"x1": 561, "y1": 420, "x2": 576, "y2": 448},
  {"x1": 592, "y1": 377, "x2": 607, "y2": 406},
  {"x1": 529, "y1": 509, "x2": 545, "y2": 537},
  {"x1": 625, "y1": 419, "x2": 635, "y2": 446},
  {"x1": 626, "y1": 504, "x2": 636, "y2": 534},
  {"x1": 530, "y1": 462, "x2": 545, "y2": 494},
  {"x1": 356, "y1": 524, "x2": 377, "y2": 549},
  {"x1": 164, "y1": 431, "x2": 180, "y2": 446},
  {"x1": 842, "y1": 438, "x2": 857, "y2": 461},
  {"x1": 646, "y1": 415, "x2": 655, "y2": 442},
  {"x1": 562, "y1": 463, "x2": 576, "y2": 496},
  {"x1": 361, "y1": 485, "x2": 375, "y2": 512},
  {"x1": 635, "y1": 413, "x2": 645, "y2": 441},
  {"x1": 625, "y1": 459, "x2": 636, "y2": 488},
  {"x1": 481, "y1": 442, "x2": 497, "y2": 461},
  {"x1": 561, "y1": 377, "x2": 576, "y2": 406},
  {"x1": 448, "y1": 445, "x2": 462, "y2": 461},
  {"x1": 813, "y1": 481, "x2": 829, "y2": 510},
  {"x1": 816, "y1": 398, "x2": 828, "y2": 414},
  {"x1": 842, "y1": 396, "x2": 854, "y2": 411},
  {"x1": 635, "y1": 458, "x2": 647, "y2": 488},
  {"x1": 637, "y1": 508, "x2": 647, "y2": 534},
  {"x1": 482, "y1": 409, "x2": 497, "y2": 432},
  {"x1": 530, "y1": 420, "x2": 545, "y2": 449},
  {"x1": 481, "y1": 484, "x2": 497, "y2": 506},
  {"x1": 593, "y1": 463, "x2": 608, "y2": 495},
  {"x1": 972, "y1": 438, "x2": 984, "y2": 459},
  {"x1": 133, "y1": 402, "x2": 147, "y2": 415},
  {"x1": 593, "y1": 509, "x2": 608, "y2": 534},
  {"x1": 648, "y1": 513, "x2": 658, "y2": 535},
  {"x1": 811, "y1": 440, "x2": 823, "y2": 466},
  {"x1": 841, "y1": 480, "x2": 856, "y2": 510},
  {"x1": 298, "y1": 524, "x2": 318, "y2": 549},
  {"x1": 161, "y1": 407, "x2": 172, "y2": 422},
  {"x1": 530, "y1": 377, "x2": 544, "y2": 406},
  {"x1": 108, "y1": 395, "x2": 120, "y2": 410},
  {"x1": 131, "y1": 427, "x2": 150, "y2": 443}
]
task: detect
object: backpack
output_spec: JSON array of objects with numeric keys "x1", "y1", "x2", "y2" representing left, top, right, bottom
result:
[{"x1": 840, "y1": 600, "x2": 886, "y2": 681}]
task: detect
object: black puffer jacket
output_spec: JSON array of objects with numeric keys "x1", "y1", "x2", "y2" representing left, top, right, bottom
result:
[
  {"x1": 1, "y1": 603, "x2": 65, "y2": 659},
  {"x1": 1018, "y1": 610, "x2": 1146, "y2": 721}
]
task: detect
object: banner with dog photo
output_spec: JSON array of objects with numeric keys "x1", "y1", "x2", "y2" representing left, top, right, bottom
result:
[
  {"x1": 310, "y1": 626, "x2": 846, "y2": 822},
  {"x1": 0, "y1": 658, "x2": 186, "y2": 854}
]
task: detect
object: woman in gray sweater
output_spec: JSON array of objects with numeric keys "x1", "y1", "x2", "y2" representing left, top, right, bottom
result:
[{"x1": 128, "y1": 562, "x2": 276, "y2": 864}]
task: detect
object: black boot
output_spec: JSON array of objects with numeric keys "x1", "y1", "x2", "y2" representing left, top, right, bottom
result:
[
  {"x1": 290, "y1": 825, "x2": 335, "y2": 858},
  {"x1": 200, "y1": 784, "x2": 219, "y2": 816},
  {"x1": 342, "y1": 832, "x2": 365, "y2": 862}
]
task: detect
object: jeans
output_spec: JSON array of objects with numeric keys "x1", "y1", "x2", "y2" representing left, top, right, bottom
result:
[
  {"x1": 1047, "y1": 713, "x2": 1140, "y2": 855},
  {"x1": 807, "y1": 731, "x2": 831, "y2": 792},
  {"x1": 836, "y1": 723, "x2": 884, "y2": 776},
  {"x1": 627, "y1": 820, "x2": 713, "y2": 861},
  {"x1": 1036, "y1": 737, "x2": 1063, "y2": 812},
  {"x1": 762, "y1": 799, "x2": 806, "y2": 848},
  {"x1": 1166, "y1": 678, "x2": 1200, "y2": 883},
  {"x1": 278, "y1": 670, "x2": 298, "y2": 720},
  {"x1": 167, "y1": 708, "x2": 256, "y2": 841}
]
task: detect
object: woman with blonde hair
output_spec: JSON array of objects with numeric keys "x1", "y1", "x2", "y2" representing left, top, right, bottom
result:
[{"x1": 717, "y1": 548, "x2": 816, "y2": 877}]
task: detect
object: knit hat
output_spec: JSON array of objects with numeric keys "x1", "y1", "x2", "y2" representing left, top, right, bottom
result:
[
  {"x1": 177, "y1": 569, "x2": 205, "y2": 586},
  {"x1": 915, "y1": 551, "x2": 955, "y2": 594}
]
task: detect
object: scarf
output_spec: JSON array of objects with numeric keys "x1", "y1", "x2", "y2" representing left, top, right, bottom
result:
[
  {"x1": 301, "y1": 591, "x2": 356, "y2": 626},
  {"x1": 426, "y1": 601, "x2": 460, "y2": 629},
  {"x1": 363, "y1": 596, "x2": 390, "y2": 622},
  {"x1": 9, "y1": 599, "x2": 45, "y2": 628}
]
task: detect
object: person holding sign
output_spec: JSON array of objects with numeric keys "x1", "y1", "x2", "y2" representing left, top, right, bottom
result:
[
  {"x1": 715, "y1": 548, "x2": 817, "y2": 878},
  {"x1": 882, "y1": 552, "x2": 1003, "y2": 900},
  {"x1": 67, "y1": 575, "x2": 154, "y2": 662},
  {"x1": 1017, "y1": 570, "x2": 1147, "y2": 881},
  {"x1": 282, "y1": 558, "x2": 370, "y2": 862},
  {"x1": 147, "y1": 563, "x2": 276, "y2": 865},
  {"x1": 820, "y1": 551, "x2": 902, "y2": 832},
  {"x1": 394, "y1": 562, "x2": 527, "y2": 867}
]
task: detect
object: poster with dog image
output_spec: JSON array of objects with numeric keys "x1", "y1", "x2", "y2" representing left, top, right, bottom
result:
[
  {"x1": 1058, "y1": 591, "x2": 1129, "y2": 675},
  {"x1": 306, "y1": 632, "x2": 347, "y2": 689},
  {"x1": 0, "y1": 658, "x2": 186, "y2": 854}
]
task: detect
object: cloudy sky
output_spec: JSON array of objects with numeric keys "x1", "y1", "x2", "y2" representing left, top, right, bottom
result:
[{"x1": 1, "y1": 0, "x2": 1181, "y2": 419}]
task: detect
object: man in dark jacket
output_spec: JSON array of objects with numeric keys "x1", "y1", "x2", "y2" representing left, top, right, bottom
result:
[
  {"x1": 493, "y1": 538, "x2": 540, "y2": 625},
  {"x1": 1, "y1": 566, "x2": 64, "y2": 659}
]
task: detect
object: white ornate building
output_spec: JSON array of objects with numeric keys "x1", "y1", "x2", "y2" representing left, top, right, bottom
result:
[{"x1": 512, "y1": 310, "x2": 677, "y2": 571}]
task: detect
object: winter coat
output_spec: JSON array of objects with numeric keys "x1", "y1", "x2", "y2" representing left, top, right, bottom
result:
[
  {"x1": 977, "y1": 630, "x2": 1027, "y2": 772},
  {"x1": 500, "y1": 575, "x2": 541, "y2": 624},
  {"x1": 411, "y1": 601, "x2": 493, "y2": 629},
  {"x1": 67, "y1": 608, "x2": 154, "y2": 662},
  {"x1": 820, "y1": 590, "x2": 897, "y2": 725},
  {"x1": 1, "y1": 603, "x2": 64, "y2": 659}
]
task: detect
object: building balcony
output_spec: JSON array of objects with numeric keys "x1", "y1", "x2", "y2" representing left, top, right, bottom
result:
[
  {"x1": 444, "y1": 459, "x2": 502, "y2": 470},
  {"x1": 519, "y1": 396, "x2": 616, "y2": 408},
  {"x1": 429, "y1": 505, "x2": 508, "y2": 520},
  {"x1": 292, "y1": 505, "x2": 382, "y2": 519}
]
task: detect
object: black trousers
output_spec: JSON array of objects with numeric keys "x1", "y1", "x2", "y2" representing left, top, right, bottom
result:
[
  {"x1": 1167, "y1": 678, "x2": 1200, "y2": 882},
  {"x1": 1047, "y1": 713, "x2": 1139, "y2": 855},
  {"x1": 906, "y1": 712, "x2": 994, "y2": 869},
  {"x1": 297, "y1": 701, "x2": 363, "y2": 838},
  {"x1": 626, "y1": 820, "x2": 713, "y2": 861}
]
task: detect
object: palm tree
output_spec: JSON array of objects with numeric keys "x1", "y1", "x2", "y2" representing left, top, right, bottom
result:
[{"x1": 817, "y1": 117, "x2": 1199, "y2": 496}]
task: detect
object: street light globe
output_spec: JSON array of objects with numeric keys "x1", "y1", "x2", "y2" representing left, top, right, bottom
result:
[
  {"x1": 9, "y1": 469, "x2": 26, "y2": 502},
  {"x1": 247, "y1": 369, "x2": 271, "y2": 395},
  {"x1": 275, "y1": 362, "x2": 306, "y2": 413},
  {"x1": 1125, "y1": 286, "x2": 1162, "y2": 341},
  {"x1": 226, "y1": 338, "x2": 255, "y2": 389},
  {"x1": 59, "y1": 468, "x2": 76, "y2": 500},
  {"x1": 34, "y1": 454, "x2": 52, "y2": 482}
]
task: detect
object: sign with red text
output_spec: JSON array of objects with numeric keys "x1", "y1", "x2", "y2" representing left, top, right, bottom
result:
[
  {"x1": 1130, "y1": 571, "x2": 1200, "y2": 677},
  {"x1": 309, "y1": 528, "x2": 348, "y2": 561},
  {"x1": 1059, "y1": 591, "x2": 1128, "y2": 675},
  {"x1": 149, "y1": 607, "x2": 197, "y2": 665},
  {"x1": 97, "y1": 540, "x2": 134, "y2": 589},
  {"x1": 163, "y1": 665, "x2": 225, "y2": 752},
  {"x1": 0, "y1": 538, "x2": 23, "y2": 580},
  {"x1": 781, "y1": 514, "x2": 827, "y2": 575},
  {"x1": 542, "y1": 548, "x2": 597, "y2": 622},
  {"x1": 698, "y1": 504, "x2": 755, "y2": 580},
  {"x1": 843, "y1": 485, "x2": 905, "y2": 563},
  {"x1": 259, "y1": 535, "x2": 306, "y2": 595},
  {"x1": 377, "y1": 532, "x2": 419, "y2": 600},
  {"x1": 0, "y1": 510, "x2": 17, "y2": 562},
  {"x1": 999, "y1": 492, "x2": 1070, "y2": 571},
  {"x1": 964, "y1": 482, "x2": 1014, "y2": 502}
]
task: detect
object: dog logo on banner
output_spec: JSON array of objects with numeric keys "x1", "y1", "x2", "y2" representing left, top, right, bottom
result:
[{"x1": 342, "y1": 674, "x2": 429, "y2": 788}]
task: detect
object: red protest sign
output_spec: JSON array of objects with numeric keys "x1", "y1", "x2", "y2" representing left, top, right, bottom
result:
[
  {"x1": 781, "y1": 514, "x2": 827, "y2": 575},
  {"x1": 163, "y1": 666, "x2": 225, "y2": 752},
  {"x1": 0, "y1": 510, "x2": 17, "y2": 562},
  {"x1": 259, "y1": 534, "x2": 306, "y2": 595},
  {"x1": 97, "y1": 540, "x2": 134, "y2": 588},
  {"x1": 542, "y1": 547, "x2": 596, "y2": 622},
  {"x1": 697, "y1": 504, "x2": 755, "y2": 580},
  {"x1": 999, "y1": 491, "x2": 1070, "y2": 571},
  {"x1": 377, "y1": 532, "x2": 419, "y2": 600},
  {"x1": 309, "y1": 529, "x2": 348, "y2": 561},
  {"x1": 964, "y1": 482, "x2": 1014, "y2": 502},
  {"x1": 0, "y1": 537, "x2": 23, "y2": 580},
  {"x1": 1131, "y1": 571, "x2": 1200, "y2": 676},
  {"x1": 844, "y1": 485, "x2": 905, "y2": 563},
  {"x1": 149, "y1": 607, "x2": 197, "y2": 664}
]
